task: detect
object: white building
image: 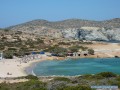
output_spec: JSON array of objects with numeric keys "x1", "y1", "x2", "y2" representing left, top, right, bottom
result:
[{"x1": 0, "y1": 53, "x2": 3, "y2": 60}]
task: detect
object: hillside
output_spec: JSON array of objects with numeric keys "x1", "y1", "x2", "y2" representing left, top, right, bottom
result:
[{"x1": 5, "y1": 18, "x2": 120, "y2": 41}]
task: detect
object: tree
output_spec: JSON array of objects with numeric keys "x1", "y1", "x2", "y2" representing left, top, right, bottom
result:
[
  {"x1": 44, "y1": 46, "x2": 67, "y2": 57},
  {"x1": 88, "y1": 49, "x2": 94, "y2": 55},
  {"x1": 69, "y1": 46, "x2": 79, "y2": 52},
  {"x1": 3, "y1": 51, "x2": 13, "y2": 59},
  {"x1": 69, "y1": 45, "x2": 88, "y2": 52}
]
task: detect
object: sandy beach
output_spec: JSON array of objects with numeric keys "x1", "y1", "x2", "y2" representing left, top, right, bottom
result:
[
  {"x1": 0, "y1": 55, "x2": 65, "y2": 78},
  {"x1": 0, "y1": 56, "x2": 47, "y2": 78}
]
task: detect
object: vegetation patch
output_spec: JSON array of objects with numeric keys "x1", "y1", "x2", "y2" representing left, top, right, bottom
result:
[
  {"x1": 57, "y1": 85, "x2": 92, "y2": 90},
  {"x1": 0, "y1": 80, "x2": 47, "y2": 90},
  {"x1": 25, "y1": 75, "x2": 39, "y2": 80},
  {"x1": 54, "y1": 77, "x2": 71, "y2": 82},
  {"x1": 97, "y1": 72, "x2": 117, "y2": 78}
]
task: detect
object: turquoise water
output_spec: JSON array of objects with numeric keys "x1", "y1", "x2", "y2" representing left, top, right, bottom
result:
[{"x1": 33, "y1": 58, "x2": 120, "y2": 76}]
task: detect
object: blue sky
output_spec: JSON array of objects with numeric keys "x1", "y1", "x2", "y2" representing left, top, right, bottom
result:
[{"x1": 0, "y1": 0, "x2": 120, "y2": 28}]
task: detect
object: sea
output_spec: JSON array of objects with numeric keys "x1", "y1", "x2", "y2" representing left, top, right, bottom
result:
[{"x1": 32, "y1": 58, "x2": 120, "y2": 76}]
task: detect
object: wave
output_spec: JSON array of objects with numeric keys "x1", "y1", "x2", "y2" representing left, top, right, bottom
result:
[{"x1": 32, "y1": 70, "x2": 36, "y2": 76}]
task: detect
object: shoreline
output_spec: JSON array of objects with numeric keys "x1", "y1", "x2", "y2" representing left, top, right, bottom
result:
[
  {"x1": 23, "y1": 57, "x2": 48, "y2": 77},
  {"x1": 24, "y1": 59, "x2": 46, "y2": 76},
  {"x1": 24, "y1": 62, "x2": 37, "y2": 76},
  {"x1": 0, "y1": 55, "x2": 119, "y2": 78}
]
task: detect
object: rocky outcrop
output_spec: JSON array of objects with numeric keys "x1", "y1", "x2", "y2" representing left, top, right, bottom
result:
[
  {"x1": 60, "y1": 28, "x2": 120, "y2": 41},
  {"x1": 6, "y1": 18, "x2": 120, "y2": 41}
]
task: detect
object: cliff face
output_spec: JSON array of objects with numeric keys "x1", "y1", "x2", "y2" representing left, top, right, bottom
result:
[
  {"x1": 7, "y1": 18, "x2": 120, "y2": 41},
  {"x1": 62, "y1": 28, "x2": 120, "y2": 41}
]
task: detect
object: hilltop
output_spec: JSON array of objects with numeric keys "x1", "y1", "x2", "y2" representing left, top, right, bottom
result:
[
  {"x1": 5, "y1": 18, "x2": 120, "y2": 41},
  {"x1": 8, "y1": 18, "x2": 120, "y2": 29}
]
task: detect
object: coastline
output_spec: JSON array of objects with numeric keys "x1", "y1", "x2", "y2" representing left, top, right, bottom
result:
[
  {"x1": 24, "y1": 59, "x2": 46, "y2": 76},
  {"x1": 0, "y1": 54, "x2": 119, "y2": 78}
]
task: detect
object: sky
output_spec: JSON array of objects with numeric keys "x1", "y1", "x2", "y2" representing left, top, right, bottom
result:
[{"x1": 0, "y1": 0, "x2": 120, "y2": 28}]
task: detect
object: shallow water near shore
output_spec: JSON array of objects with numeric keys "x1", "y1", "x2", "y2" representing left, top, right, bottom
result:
[{"x1": 33, "y1": 58, "x2": 120, "y2": 76}]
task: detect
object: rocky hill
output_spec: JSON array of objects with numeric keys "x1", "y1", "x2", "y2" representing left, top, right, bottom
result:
[{"x1": 7, "y1": 18, "x2": 120, "y2": 41}]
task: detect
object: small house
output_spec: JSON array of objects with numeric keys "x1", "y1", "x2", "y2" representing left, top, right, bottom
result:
[
  {"x1": 73, "y1": 52, "x2": 78, "y2": 57},
  {"x1": 45, "y1": 52, "x2": 52, "y2": 56},
  {"x1": 0, "y1": 53, "x2": 3, "y2": 60},
  {"x1": 67, "y1": 52, "x2": 73, "y2": 56},
  {"x1": 81, "y1": 51, "x2": 88, "y2": 56}
]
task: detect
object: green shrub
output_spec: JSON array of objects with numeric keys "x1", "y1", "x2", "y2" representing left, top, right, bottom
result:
[
  {"x1": 117, "y1": 76, "x2": 120, "y2": 81},
  {"x1": 25, "y1": 75, "x2": 39, "y2": 80},
  {"x1": 80, "y1": 74, "x2": 93, "y2": 79},
  {"x1": 0, "y1": 83, "x2": 10, "y2": 90},
  {"x1": 81, "y1": 74, "x2": 103, "y2": 80},
  {"x1": 97, "y1": 72, "x2": 117, "y2": 78},
  {"x1": 36, "y1": 38, "x2": 44, "y2": 43},
  {"x1": 69, "y1": 45, "x2": 88, "y2": 52},
  {"x1": 7, "y1": 47, "x2": 17, "y2": 51},
  {"x1": 58, "y1": 42, "x2": 70, "y2": 45},
  {"x1": 1, "y1": 36, "x2": 7, "y2": 40},
  {"x1": 0, "y1": 80, "x2": 47, "y2": 90},
  {"x1": 117, "y1": 82, "x2": 120, "y2": 88},
  {"x1": 44, "y1": 46, "x2": 67, "y2": 55},
  {"x1": 0, "y1": 46, "x2": 5, "y2": 50},
  {"x1": 54, "y1": 77, "x2": 71, "y2": 82},
  {"x1": 57, "y1": 85, "x2": 92, "y2": 90},
  {"x1": 15, "y1": 31, "x2": 22, "y2": 34},
  {"x1": 91, "y1": 74, "x2": 104, "y2": 79},
  {"x1": 69, "y1": 45, "x2": 79, "y2": 52},
  {"x1": 4, "y1": 29, "x2": 10, "y2": 32}
]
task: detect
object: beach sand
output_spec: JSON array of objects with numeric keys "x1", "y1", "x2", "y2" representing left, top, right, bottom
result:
[
  {"x1": 0, "y1": 56, "x2": 47, "y2": 78},
  {"x1": 0, "y1": 55, "x2": 66, "y2": 78}
]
